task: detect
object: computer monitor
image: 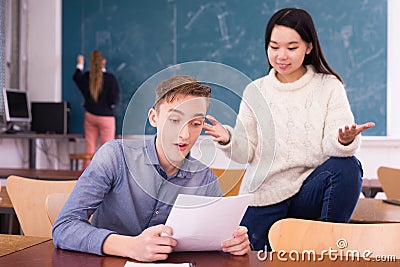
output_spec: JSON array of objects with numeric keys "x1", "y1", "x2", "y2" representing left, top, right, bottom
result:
[
  {"x1": 31, "y1": 102, "x2": 70, "y2": 134},
  {"x1": 3, "y1": 88, "x2": 31, "y2": 123}
]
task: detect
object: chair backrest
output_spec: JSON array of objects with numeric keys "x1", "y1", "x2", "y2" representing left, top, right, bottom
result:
[
  {"x1": 268, "y1": 218, "x2": 400, "y2": 259},
  {"x1": 377, "y1": 166, "x2": 400, "y2": 199},
  {"x1": 6, "y1": 175, "x2": 77, "y2": 237},
  {"x1": 45, "y1": 192, "x2": 71, "y2": 226},
  {"x1": 211, "y1": 168, "x2": 245, "y2": 196}
]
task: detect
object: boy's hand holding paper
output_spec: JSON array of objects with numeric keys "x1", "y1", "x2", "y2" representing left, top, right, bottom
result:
[{"x1": 164, "y1": 194, "x2": 253, "y2": 252}]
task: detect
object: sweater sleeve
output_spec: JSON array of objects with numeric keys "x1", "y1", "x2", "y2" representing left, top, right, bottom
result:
[
  {"x1": 72, "y1": 68, "x2": 84, "y2": 84},
  {"x1": 322, "y1": 76, "x2": 360, "y2": 157},
  {"x1": 218, "y1": 79, "x2": 275, "y2": 192},
  {"x1": 218, "y1": 80, "x2": 271, "y2": 164},
  {"x1": 72, "y1": 69, "x2": 89, "y2": 97},
  {"x1": 108, "y1": 74, "x2": 120, "y2": 107}
]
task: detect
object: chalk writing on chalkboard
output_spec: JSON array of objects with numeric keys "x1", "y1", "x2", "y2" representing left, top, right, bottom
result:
[{"x1": 62, "y1": 0, "x2": 387, "y2": 136}]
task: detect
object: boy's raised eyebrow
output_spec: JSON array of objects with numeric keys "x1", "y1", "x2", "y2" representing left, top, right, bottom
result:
[
  {"x1": 193, "y1": 113, "x2": 206, "y2": 119},
  {"x1": 168, "y1": 109, "x2": 205, "y2": 118},
  {"x1": 168, "y1": 108, "x2": 184, "y2": 115}
]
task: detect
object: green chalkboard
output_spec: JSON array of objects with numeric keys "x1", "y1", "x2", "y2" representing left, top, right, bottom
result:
[{"x1": 62, "y1": 0, "x2": 387, "y2": 136}]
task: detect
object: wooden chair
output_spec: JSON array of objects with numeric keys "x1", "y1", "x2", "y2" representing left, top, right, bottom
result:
[
  {"x1": 6, "y1": 175, "x2": 77, "y2": 237},
  {"x1": 377, "y1": 166, "x2": 400, "y2": 199},
  {"x1": 69, "y1": 153, "x2": 94, "y2": 170},
  {"x1": 45, "y1": 192, "x2": 70, "y2": 225},
  {"x1": 211, "y1": 168, "x2": 245, "y2": 196},
  {"x1": 268, "y1": 218, "x2": 400, "y2": 259}
]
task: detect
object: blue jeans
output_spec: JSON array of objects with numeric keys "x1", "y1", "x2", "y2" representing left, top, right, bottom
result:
[{"x1": 241, "y1": 156, "x2": 363, "y2": 251}]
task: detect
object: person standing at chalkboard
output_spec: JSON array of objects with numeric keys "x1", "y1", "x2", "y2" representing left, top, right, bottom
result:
[
  {"x1": 203, "y1": 8, "x2": 375, "y2": 251},
  {"x1": 73, "y1": 50, "x2": 120, "y2": 169}
]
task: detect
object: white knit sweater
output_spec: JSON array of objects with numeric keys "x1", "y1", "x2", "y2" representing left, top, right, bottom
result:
[{"x1": 219, "y1": 65, "x2": 360, "y2": 206}]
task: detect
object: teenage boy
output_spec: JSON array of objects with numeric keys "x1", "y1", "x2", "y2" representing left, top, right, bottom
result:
[{"x1": 52, "y1": 75, "x2": 250, "y2": 262}]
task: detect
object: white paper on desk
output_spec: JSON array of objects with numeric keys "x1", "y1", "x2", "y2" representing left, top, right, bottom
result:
[
  {"x1": 165, "y1": 193, "x2": 253, "y2": 252},
  {"x1": 124, "y1": 262, "x2": 190, "y2": 267}
]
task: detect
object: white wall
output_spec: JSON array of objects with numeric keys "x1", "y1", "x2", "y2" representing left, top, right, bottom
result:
[
  {"x1": 0, "y1": 0, "x2": 399, "y2": 176},
  {"x1": 19, "y1": 0, "x2": 62, "y2": 101},
  {"x1": 387, "y1": 0, "x2": 400, "y2": 138},
  {"x1": 358, "y1": 0, "x2": 400, "y2": 177},
  {"x1": 0, "y1": 0, "x2": 66, "y2": 169}
]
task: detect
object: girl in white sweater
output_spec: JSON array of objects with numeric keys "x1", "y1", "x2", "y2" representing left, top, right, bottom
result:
[{"x1": 204, "y1": 7, "x2": 375, "y2": 251}]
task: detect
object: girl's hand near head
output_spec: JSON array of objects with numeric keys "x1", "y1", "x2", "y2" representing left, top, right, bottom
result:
[
  {"x1": 203, "y1": 115, "x2": 231, "y2": 145},
  {"x1": 338, "y1": 122, "x2": 375, "y2": 145},
  {"x1": 221, "y1": 226, "x2": 251, "y2": 255}
]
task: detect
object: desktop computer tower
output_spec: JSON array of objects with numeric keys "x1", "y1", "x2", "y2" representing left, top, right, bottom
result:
[{"x1": 31, "y1": 102, "x2": 70, "y2": 134}]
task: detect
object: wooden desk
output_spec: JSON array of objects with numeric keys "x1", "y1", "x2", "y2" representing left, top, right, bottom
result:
[
  {"x1": 0, "y1": 133, "x2": 84, "y2": 168},
  {"x1": 0, "y1": 168, "x2": 82, "y2": 180},
  {"x1": 0, "y1": 239, "x2": 397, "y2": 266},
  {"x1": 351, "y1": 198, "x2": 400, "y2": 223},
  {"x1": 0, "y1": 234, "x2": 50, "y2": 257},
  {"x1": 362, "y1": 179, "x2": 383, "y2": 198}
]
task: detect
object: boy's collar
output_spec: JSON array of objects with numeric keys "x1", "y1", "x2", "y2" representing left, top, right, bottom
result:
[
  {"x1": 144, "y1": 135, "x2": 160, "y2": 165},
  {"x1": 144, "y1": 135, "x2": 193, "y2": 178}
]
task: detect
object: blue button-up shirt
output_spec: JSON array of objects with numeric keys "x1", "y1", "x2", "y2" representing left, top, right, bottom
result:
[{"x1": 52, "y1": 136, "x2": 222, "y2": 255}]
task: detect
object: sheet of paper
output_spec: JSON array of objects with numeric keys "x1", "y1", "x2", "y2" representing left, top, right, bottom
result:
[
  {"x1": 165, "y1": 194, "x2": 253, "y2": 251},
  {"x1": 124, "y1": 262, "x2": 191, "y2": 267}
]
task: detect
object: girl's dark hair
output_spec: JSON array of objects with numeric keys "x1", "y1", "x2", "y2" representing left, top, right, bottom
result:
[{"x1": 264, "y1": 8, "x2": 343, "y2": 83}]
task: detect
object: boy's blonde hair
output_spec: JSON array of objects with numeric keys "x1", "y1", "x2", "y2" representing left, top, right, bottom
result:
[{"x1": 154, "y1": 75, "x2": 211, "y2": 111}]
